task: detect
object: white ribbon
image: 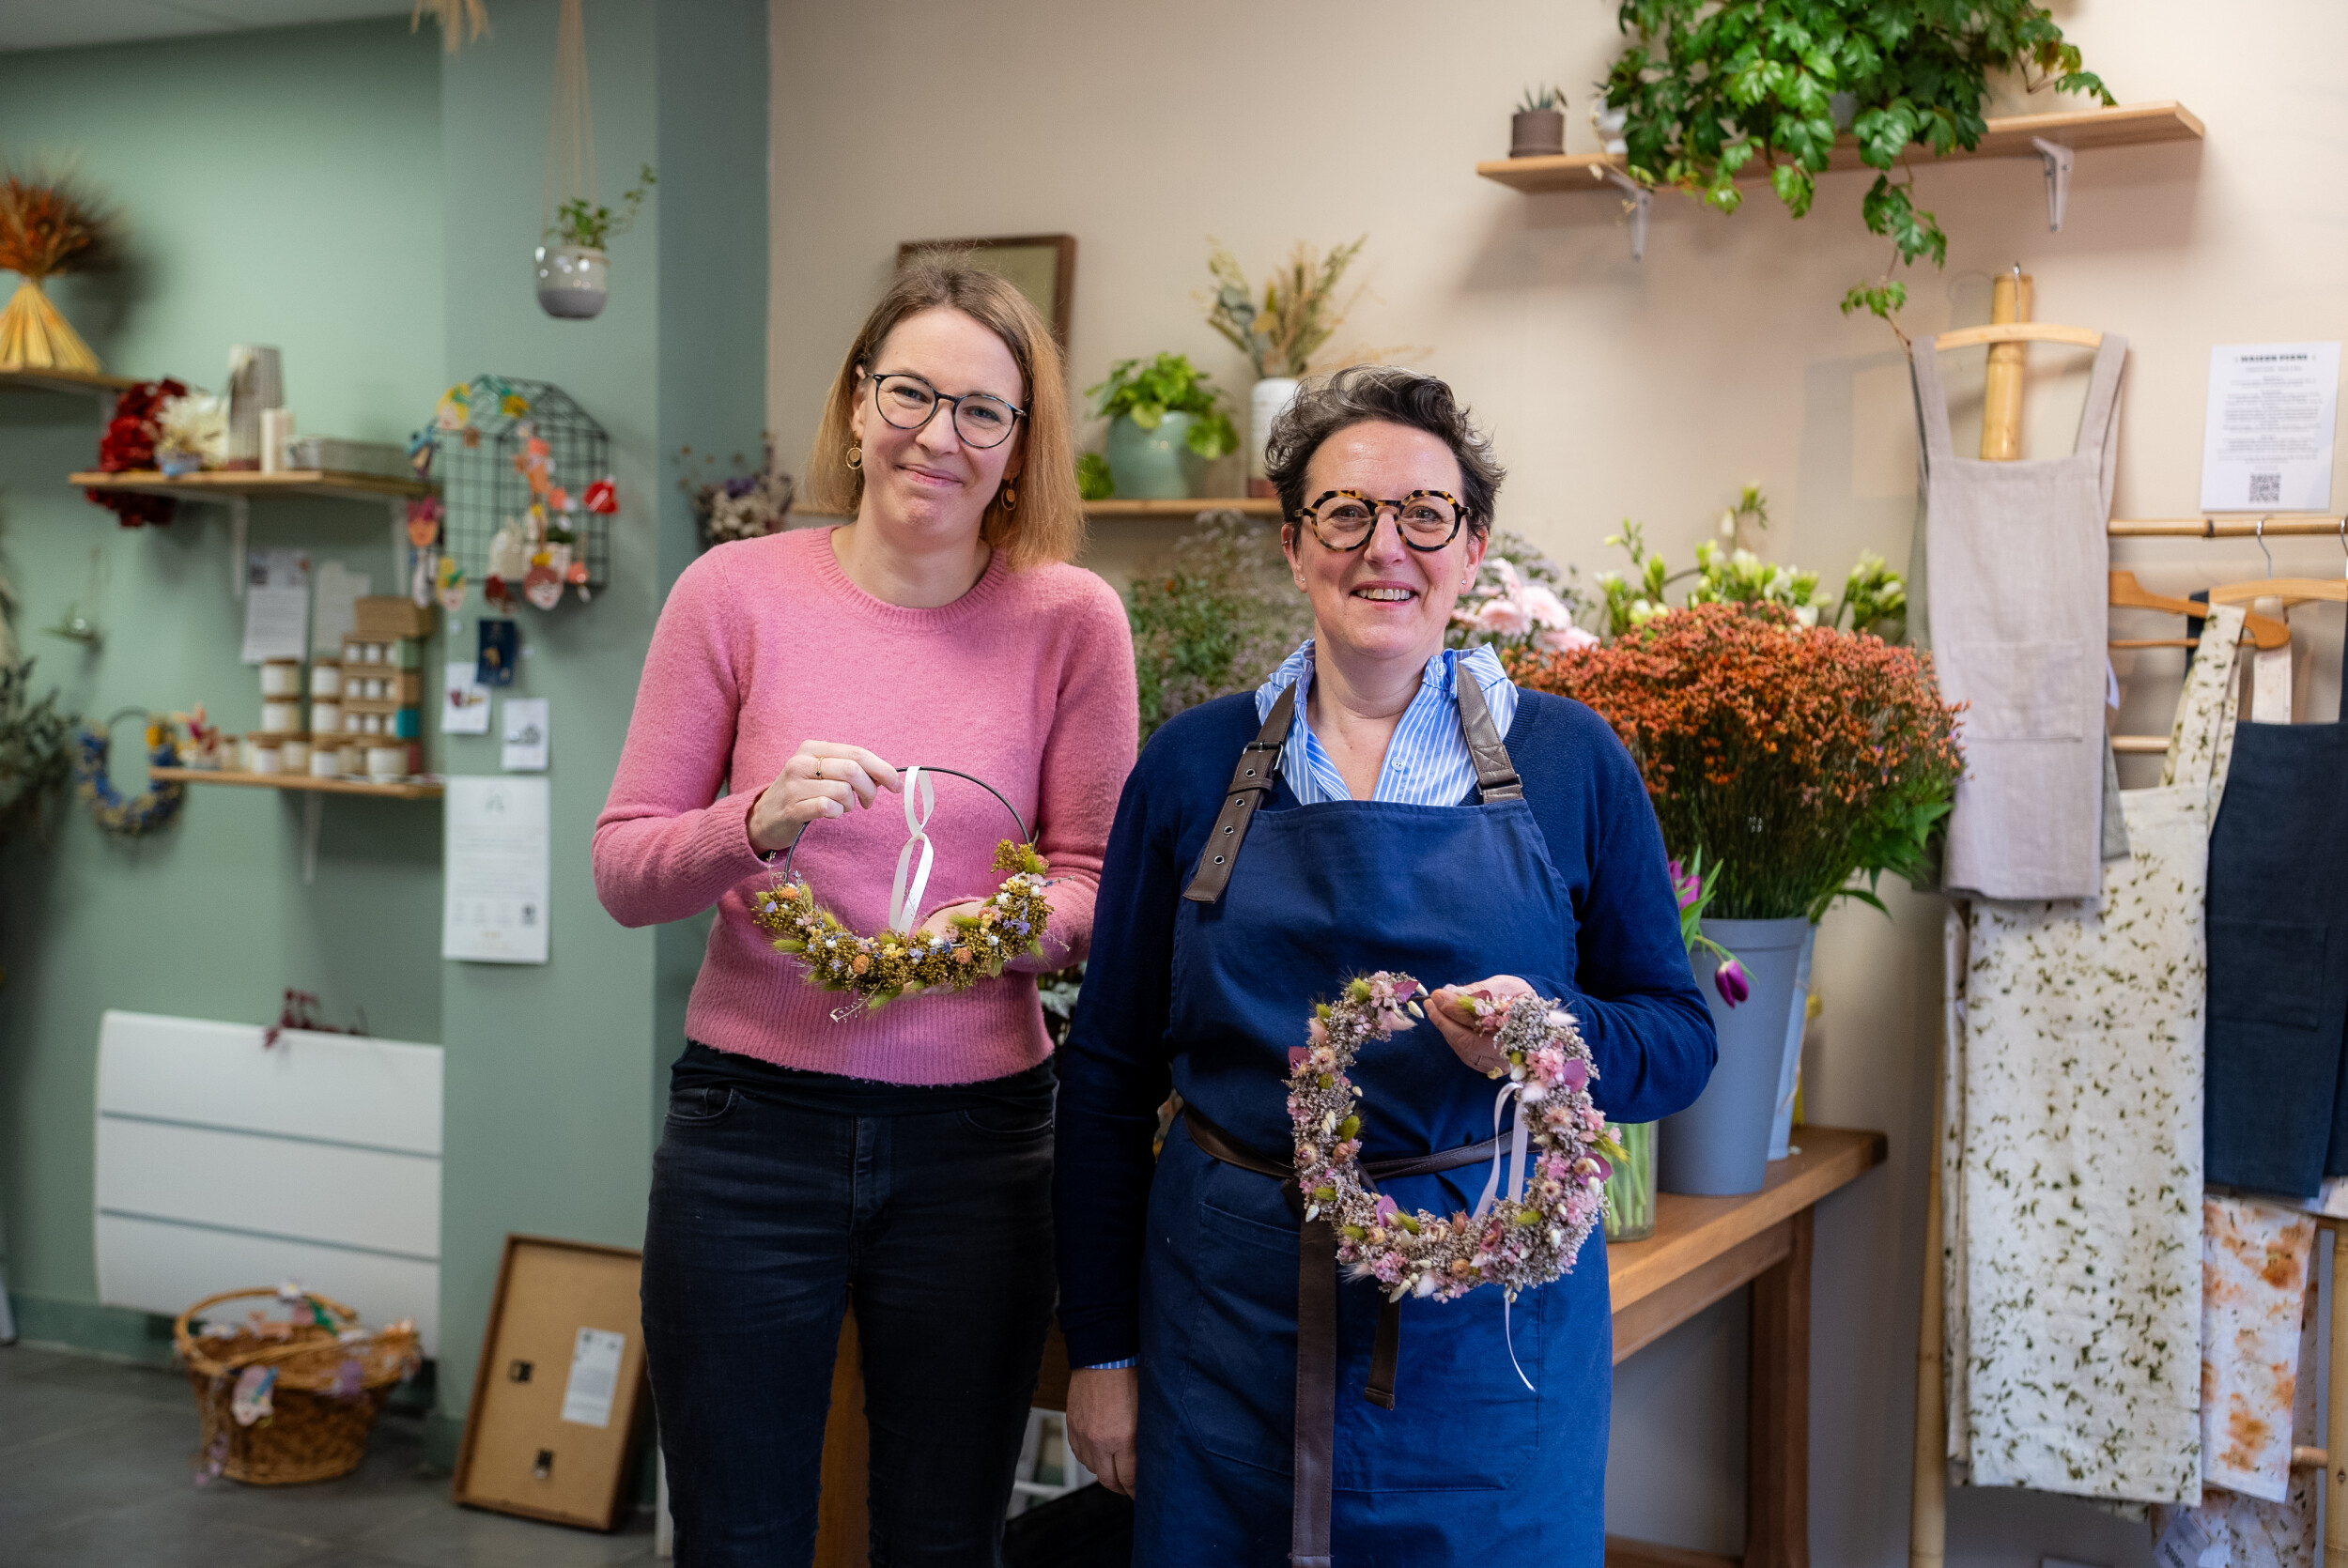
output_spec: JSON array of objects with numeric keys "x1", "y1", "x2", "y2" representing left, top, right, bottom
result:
[
  {"x1": 1473, "y1": 1079, "x2": 1534, "y2": 1219},
  {"x1": 886, "y1": 765, "x2": 935, "y2": 933},
  {"x1": 1473, "y1": 1078, "x2": 1540, "y2": 1392}
]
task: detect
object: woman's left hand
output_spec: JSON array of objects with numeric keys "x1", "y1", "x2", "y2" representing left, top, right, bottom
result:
[{"x1": 1426, "y1": 975, "x2": 1536, "y2": 1075}]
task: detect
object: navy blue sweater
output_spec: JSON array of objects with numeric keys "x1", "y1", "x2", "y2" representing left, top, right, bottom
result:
[{"x1": 1053, "y1": 688, "x2": 1718, "y2": 1367}]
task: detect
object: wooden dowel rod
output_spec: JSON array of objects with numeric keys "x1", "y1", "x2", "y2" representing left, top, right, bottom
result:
[
  {"x1": 1979, "y1": 271, "x2": 2031, "y2": 462},
  {"x1": 2109, "y1": 516, "x2": 2348, "y2": 538},
  {"x1": 2112, "y1": 735, "x2": 2170, "y2": 753},
  {"x1": 2108, "y1": 638, "x2": 2200, "y2": 650},
  {"x1": 2295, "y1": 1444, "x2": 2330, "y2": 1470}
]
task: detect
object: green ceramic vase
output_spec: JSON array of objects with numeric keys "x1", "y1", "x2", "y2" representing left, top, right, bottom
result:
[{"x1": 1104, "y1": 412, "x2": 1204, "y2": 500}]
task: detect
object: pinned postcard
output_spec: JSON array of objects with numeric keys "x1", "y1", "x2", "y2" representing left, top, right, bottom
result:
[
  {"x1": 502, "y1": 698, "x2": 548, "y2": 772},
  {"x1": 443, "y1": 662, "x2": 491, "y2": 735}
]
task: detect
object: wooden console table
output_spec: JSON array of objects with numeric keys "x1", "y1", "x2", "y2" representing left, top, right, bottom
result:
[{"x1": 812, "y1": 1125, "x2": 1886, "y2": 1567}]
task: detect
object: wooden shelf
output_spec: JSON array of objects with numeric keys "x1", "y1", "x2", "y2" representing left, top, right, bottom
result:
[
  {"x1": 1, "y1": 367, "x2": 137, "y2": 396},
  {"x1": 71, "y1": 469, "x2": 434, "y2": 503},
  {"x1": 1087, "y1": 497, "x2": 1279, "y2": 518},
  {"x1": 150, "y1": 766, "x2": 443, "y2": 801},
  {"x1": 1478, "y1": 100, "x2": 2202, "y2": 194}
]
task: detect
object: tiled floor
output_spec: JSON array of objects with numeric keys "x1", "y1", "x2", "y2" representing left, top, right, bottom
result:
[{"x1": 0, "y1": 1343, "x2": 659, "y2": 1567}]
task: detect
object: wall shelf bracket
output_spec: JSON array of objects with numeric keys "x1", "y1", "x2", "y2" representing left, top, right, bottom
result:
[
  {"x1": 1590, "y1": 163, "x2": 1652, "y2": 260},
  {"x1": 2032, "y1": 136, "x2": 2076, "y2": 231},
  {"x1": 227, "y1": 496, "x2": 250, "y2": 601}
]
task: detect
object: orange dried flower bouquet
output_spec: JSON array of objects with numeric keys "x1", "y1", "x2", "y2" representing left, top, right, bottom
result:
[{"x1": 0, "y1": 170, "x2": 110, "y2": 374}]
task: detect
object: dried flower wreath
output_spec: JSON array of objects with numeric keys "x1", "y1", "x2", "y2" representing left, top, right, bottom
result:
[
  {"x1": 1290, "y1": 973, "x2": 1624, "y2": 1313},
  {"x1": 751, "y1": 766, "x2": 1052, "y2": 1015}
]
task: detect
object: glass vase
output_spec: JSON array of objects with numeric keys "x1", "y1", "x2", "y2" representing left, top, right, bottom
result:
[{"x1": 1603, "y1": 1121, "x2": 1657, "y2": 1242}]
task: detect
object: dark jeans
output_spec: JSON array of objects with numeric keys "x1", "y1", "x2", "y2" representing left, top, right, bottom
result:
[{"x1": 642, "y1": 1042, "x2": 1058, "y2": 1567}]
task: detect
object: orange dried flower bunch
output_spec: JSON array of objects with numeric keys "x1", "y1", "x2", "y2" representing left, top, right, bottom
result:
[
  {"x1": 0, "y1": 171, "x2": 107, "y2": 281},
  {"x1": 1509, "y1": 602, "x2": 1964, "y2": 920}
]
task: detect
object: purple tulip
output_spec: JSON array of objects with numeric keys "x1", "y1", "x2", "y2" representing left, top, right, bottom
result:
[
  {"x1": 1714, "y1": 957, "x2": 1750, "y2": 1007},
  {"x1": 1668, "y1": 859, "x2": 1701, "y2": 912},
  {"x1": 1558, "y1": 1058, "x2": 1590, "y2": 1094}
]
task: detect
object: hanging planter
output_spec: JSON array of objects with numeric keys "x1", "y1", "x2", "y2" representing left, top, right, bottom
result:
[{"x1": 533, "y1": 0, "x2": 652, "y2": 322}]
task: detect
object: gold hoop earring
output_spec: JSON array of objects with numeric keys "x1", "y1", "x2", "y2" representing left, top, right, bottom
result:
[
  {"x1": 844, "y1": 444, "x2": 862, "y2": 470},
  {"x1": 1001, "y1": 484, "x2": 1017, "y2": 514}
]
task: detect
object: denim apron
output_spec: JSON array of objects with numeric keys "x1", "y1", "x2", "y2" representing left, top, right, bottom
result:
[
  {"x1": 2205, "y1": 627, "x2": 2348, "y2": 1197},
  {"x1": 1133, "y1": 680, "x2": 1610, "y2": 1567}
]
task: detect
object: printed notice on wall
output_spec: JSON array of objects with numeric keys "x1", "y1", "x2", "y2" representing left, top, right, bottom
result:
[
  {"x1": 239, "y1": 547, "x2": 310, "y2": 664},
  {"x1": 559, "y1": 1327, "x2": 626, "y2": 1428},
  {"x1": 441, "y1": 775, "x2": 550, "y2": 964},
  {"x1": 2201, "y1": 342, "x2": 2340, "y2": 512}
]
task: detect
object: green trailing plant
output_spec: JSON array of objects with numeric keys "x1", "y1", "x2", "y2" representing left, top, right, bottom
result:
[
  {"x1": 550, "y1": 163, "x2": 657, "y2": 249},
  {"x1": 1087, "y1": 353, "x2": 1238, "y2": 460},
  {"x1": 0, "y1": 659, "x2": 75, "y2": 846},
  {"x1": 1204, "y1": 237, "x2": 1368, "y2": 380},
  {"x1": 1600, "y1": 1, "x2": 2111, "y2": 331},
  {"x1": 1518, "y1": 85, "x2": 1567, "y2": 113},
  {"x1": 1076, "y1": 452, "x2": 1115, "y2": 501},
  {"x1": 1597, "y1": 490, "x2": 1907, "y2": 641},
  {"x1": 1127, "y1": 510, "x2": 1312, "y2": 741}
]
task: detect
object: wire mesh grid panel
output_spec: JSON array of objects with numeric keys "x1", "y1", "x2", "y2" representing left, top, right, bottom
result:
[{"x1": 426, "y1": 375, "x2": 612, "y2": 595}]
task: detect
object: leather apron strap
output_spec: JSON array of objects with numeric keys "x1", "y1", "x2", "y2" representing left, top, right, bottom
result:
[
  {"x1": 1182, "y1": 1104, "x2": 1501, "y2": 1567},
  {"x1": 1182, "y1": 662, "x2": 1522, "y2": 905}
]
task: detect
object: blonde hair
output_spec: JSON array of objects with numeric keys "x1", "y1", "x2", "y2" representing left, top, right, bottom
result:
[{"x1": 805, "y1": 259, "x2": 1083, "y2": 571}]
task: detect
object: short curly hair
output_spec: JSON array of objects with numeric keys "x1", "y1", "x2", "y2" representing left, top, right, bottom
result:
[{"x1": 1263, "y1": 366, "x2": 1506, "y2": 539}]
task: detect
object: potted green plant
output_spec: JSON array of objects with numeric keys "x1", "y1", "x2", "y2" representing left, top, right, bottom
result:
[
  {"x1": 1088, "y1": 353, "x2": 1238, "y2": 500},
  {"x1": 1510, "y1": 85, "x2": 1567, "y2": 159},
  {"x1": 534, "y1": 163, "x2": 656, "y2": 321},
  {"x1": 1203, "y1": 237, "x2": 1367, "y2": 495},
  {"x1": 1600, "y1": 1, "x2": 2109, "y2": 333}
]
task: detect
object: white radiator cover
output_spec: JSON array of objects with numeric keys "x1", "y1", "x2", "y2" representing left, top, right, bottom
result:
[{"x1": 94, "y1": 1010, "x2": 443, "y2": 1353}]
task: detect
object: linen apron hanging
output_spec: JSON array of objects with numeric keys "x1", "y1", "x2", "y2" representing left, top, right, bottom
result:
[
  {"x1": 1913, "y1": 336, "x2": 2127, "y2": 900},
  {"x1": 1940, "y1": 604, "x2": 2245, "y2": 1504},
  {"x1": 2203, "y1": 626, "x2": 2348, "y2": 1199},
  {"x1": 1135, "y1": 680, "x2": 1612, "y2": 1566}
]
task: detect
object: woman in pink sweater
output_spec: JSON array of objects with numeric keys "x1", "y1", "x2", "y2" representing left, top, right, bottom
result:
[{"x1": 595, "y1": 261, "x2": 1135, "y2": 1567}]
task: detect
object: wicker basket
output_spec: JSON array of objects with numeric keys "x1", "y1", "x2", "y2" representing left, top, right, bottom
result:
[{"x1": 175, "y1": 1286, "x2": 421, "y2": 1486}]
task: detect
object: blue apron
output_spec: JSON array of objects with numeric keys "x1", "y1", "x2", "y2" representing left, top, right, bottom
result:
[{"x1": 1134, "y1": 681, "x2": 1610, "y2": 1566}]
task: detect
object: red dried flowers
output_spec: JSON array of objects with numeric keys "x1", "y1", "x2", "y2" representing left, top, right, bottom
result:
[
  {"x1": 87, "y1": 378, "x2": 187, "y2": 528},
  {"x1": 1509, "y1": 602, "x2": 1965, "y2": 919}
]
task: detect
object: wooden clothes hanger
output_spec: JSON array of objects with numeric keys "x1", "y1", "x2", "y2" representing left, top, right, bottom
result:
[
  {"x1": 1934, "y1": 321, "x2": 2104, "y2": 352},
  {"x1": 2109, "y1": 570, "x2": 2290, "y2": 651},
  {"x1": 2207, "y1": 577, "x2": 2348, "y2": 608}
]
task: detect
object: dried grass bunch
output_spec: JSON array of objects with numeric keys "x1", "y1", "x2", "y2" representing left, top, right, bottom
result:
[
  {"x1": 1204, "y1": 237, "x2": 1368, "y2": 380},
  {"x1": 0, "y1": 169, "x2": 112, "y2": 374}
]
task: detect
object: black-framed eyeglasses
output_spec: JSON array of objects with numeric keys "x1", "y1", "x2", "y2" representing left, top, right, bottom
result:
[
  {"x1": 867, "y1": 372, "x2": 1026, "y2": 450},
  {"x1": 1295, "y1": 489, "x2": 1468, "y2": 552}
]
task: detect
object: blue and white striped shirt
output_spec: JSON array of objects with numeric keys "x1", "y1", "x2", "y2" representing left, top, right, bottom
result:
[{"x1": 1253, "y1": 640, "x2": 1519, "y2": 806}]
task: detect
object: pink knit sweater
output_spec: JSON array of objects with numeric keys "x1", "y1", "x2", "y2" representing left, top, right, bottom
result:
[{"x1": 593, "y1": 526, "x2": 1137, "y2": 1084}]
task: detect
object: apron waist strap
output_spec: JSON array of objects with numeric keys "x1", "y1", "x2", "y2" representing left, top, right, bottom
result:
[{"x1": 1180, "y1": 1104, "x2": 1500, "y2": 1566}]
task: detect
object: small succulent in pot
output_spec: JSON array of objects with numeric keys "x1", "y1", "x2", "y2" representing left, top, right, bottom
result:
[{"x1": 1511, "y1": 85, "x2": 1568, "y2": 158}]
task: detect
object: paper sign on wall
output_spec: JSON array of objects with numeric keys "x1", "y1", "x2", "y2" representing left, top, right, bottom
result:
[
  {"x1": 559, "y1": 1327, "x2": 627, "y2": 1428},
  {"x1": 2201, "y1": 342, "x2": 2340, "y2": 512},
  {"x1": 443, "y1": 663, "x2": 491, "y2": 735},
  {"x1": 239, "y1": 548, "x2": 310, "y2": 664},
  {"x1": 441, "y1": 775, "x2": 549, "y2": 964},
  {"x1": 312, "y1": 562, "x2": 370, "y2": 655},
  {"x1": 502, "y1": 698, "x2": 549, "y2": 773}
]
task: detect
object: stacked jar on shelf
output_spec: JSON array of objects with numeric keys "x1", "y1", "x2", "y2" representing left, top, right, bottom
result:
[{"x1": 339, "y1": 597, "x2": 431, "y2": 782}]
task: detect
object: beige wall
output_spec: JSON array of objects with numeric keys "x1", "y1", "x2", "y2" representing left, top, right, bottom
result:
[{"x1": 770, "y1": 2, "x2": 2348, "y2": 1560}]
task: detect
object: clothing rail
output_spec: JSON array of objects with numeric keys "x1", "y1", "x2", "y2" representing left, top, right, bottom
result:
[{"x1": 2110, "y1": 515, "x2": 2347, "y2": 538}]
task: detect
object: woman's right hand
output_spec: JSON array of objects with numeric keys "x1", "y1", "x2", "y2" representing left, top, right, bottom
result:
[
  {"x1": 747, "y1": 741, "x2": 901, "y2": 856},
  {"x1": 1067, "y1": 1366, "x2": 1139, "y2": 1496}
]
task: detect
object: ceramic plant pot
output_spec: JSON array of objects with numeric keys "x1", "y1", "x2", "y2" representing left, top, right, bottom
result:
[
  {"x1": 534, "y1": 244, "x2": 609, "y2": 320},
  {"x1": 1510, "y1": 109, "x2": 1566, "y2": 159},
  {"x1": 1247, "y1": 377, "x2": 1300, "y2": 498},
  {"x1": 1104, "y1": 411, "x2": 1204, "y2": 500},
  {"x1": 1659, "y1": 915, "x2": 1812, "y2": 1195}
]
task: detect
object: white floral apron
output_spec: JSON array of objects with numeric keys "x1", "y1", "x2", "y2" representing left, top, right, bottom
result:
[{"x1": 1941, "y1": 604, "x2": 2246, "y2": 1503}]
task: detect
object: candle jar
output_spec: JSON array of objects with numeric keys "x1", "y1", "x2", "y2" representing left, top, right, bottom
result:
[
  {"x1": 310, "y1": 743, "x2": 340, "y2": 778},
  {"x1": 310, "y1": 700, "x2": 342, "y2": 735},
  {"x1": 250, "y1": 737, "x2": 284, "y2": 775},
  {"x1": 1602, "y1": 1121, "x2": 1658, "y2": 1244},
  {"x1": 365, "y1": 745, "x2": 409, "y2": 783},
  {"x1": 260, "y1": 658, "x2": 302, "y2": 698},
  {"x1": 281, "y1": 734, "x2": 311, "y2": 773},
  {"x1": 261, "y1": 699, "x2": 303, "y2": 735},
  {"x1": 309, "y1": 659, "x2": 342, "y2": 699}
]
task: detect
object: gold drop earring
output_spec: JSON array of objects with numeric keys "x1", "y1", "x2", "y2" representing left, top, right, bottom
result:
[
  {"x1": 845, "y1": 444, "x2": 862, "y2": 469},
  {"x1": 1001, "y1": 484, "x2": 1017, "y2": 513}
]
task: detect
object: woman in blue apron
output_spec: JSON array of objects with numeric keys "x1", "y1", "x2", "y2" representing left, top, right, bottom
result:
[{"x1": 1055, "y1": 368, "x2": 1716, "y2": 1564}]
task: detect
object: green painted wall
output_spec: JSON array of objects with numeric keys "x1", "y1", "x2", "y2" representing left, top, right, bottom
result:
[
  {"x1": 0, "y1": 19, "x2": 447, "y2": 1314},
  {"x1": 431, "y1": 0, "x2": 766, "y2": 1431}
]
